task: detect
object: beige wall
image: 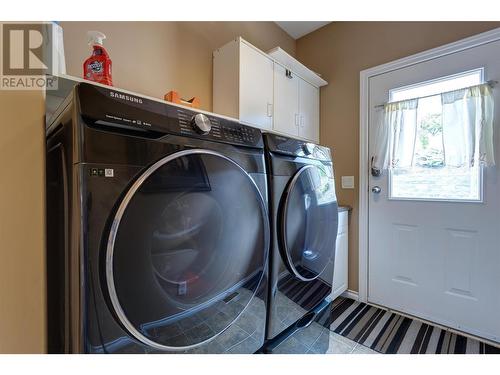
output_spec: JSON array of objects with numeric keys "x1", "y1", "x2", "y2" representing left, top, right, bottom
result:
[
  {"x1": 0, "y1": 90, "x2": 46, "y2": 353},
  {"x1": 60, "y1": 21, "x2": 296, "y2": 111},
  {"x1": 296, "y1": 22, "x2": 500, "y2": 293}
]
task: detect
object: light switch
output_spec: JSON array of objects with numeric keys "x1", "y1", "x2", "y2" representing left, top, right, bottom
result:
[{"x1": 341, "y1": 176, "x2": 355, "y2": 189}]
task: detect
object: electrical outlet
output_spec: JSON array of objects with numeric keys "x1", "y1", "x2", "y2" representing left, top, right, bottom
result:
[{"x1": 341, "y1": 176, "x2": 355, "y2": 189}]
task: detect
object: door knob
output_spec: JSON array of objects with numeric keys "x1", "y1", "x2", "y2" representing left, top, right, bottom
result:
[{"x1": 371, "y1": 186, "x2": 381, "y2": 194}]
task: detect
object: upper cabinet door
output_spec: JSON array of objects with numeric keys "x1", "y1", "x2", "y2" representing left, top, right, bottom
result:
[
  {"x1": 299, "y1": 78, "x2": 320, "y2": 142},
  {"x1": 273, "y1": 64, "x2": 299, "y2": 137},
  {"x1": 239, "y1": 42, "x2": 274, "y2": 130}
]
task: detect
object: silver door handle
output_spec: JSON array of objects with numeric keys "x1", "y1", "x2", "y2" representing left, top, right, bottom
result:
[
  {"x1": 371, "y1": 186, "x2": 381, "y2": 194},
  {"x1": 267, "y1": 103, "x2": 273, "y2": 117}
]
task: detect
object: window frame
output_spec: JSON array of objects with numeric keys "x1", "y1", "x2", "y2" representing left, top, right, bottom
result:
[
  {"x1": 387, "y1": 68, "x2": 485, "y2": 204},
  {"x1": 389, "y1": 68, "x2": 484, "y2": 102},
  {"x1": 387, "y1": 167, "x2": 484, "y2": 203}
]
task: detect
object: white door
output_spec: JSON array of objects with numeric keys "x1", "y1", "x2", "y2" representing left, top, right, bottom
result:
[
  {"x1": 299, "y1": 78, "x2": 320, "y2": 142},
  {"x1": 239, "y1": 42, "x2": 274, "y2": 130},
  {"x1": 273, "y1": 63, "x2": 299, "y2": 136},
  {"x1": 368, "y1": 39, "x2": 500, "y2": 342}
]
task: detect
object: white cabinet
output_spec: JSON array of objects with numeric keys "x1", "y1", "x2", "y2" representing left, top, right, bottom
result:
[
  {"x1": 273, "y1": 64, "x2": 320, "y2": 142},
  {"x1": 213, "y1": 37, "x2": 326, "y2": 142},
  {"x1": 239, "y1": 42, "x2": 274, "y2": 130},
  {"x1": 320, "y1": 209, "x2": 349, "y2": 300},
  {"x1": 273, "y1": 63, "x2": 299, "y2": 135},
  {"x1": 332, "y1": 210, "x2": 349, "y2": 300},
  {"x1": 213, "y1": 38, "x2": 273, "y2": 130},
  {"x1": 298, "y1": 78, "x2": 320, "y2": 142}
]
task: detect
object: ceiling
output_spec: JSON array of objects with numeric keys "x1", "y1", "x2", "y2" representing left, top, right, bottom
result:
[{"x1": 275, "y1": 21, "x2": 331, "y2": 40}]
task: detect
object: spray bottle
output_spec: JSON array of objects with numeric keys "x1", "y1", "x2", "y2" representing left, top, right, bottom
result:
[{"x1": 83, "y1": 31, "x2": 113, "y2": 86}]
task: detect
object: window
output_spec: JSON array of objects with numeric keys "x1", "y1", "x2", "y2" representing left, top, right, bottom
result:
[{"x1": 389, "y1": 69, "x2": 483, "y2": 202}]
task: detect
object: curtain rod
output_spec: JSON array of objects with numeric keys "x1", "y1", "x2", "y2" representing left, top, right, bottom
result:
[{"x1": 374, "y1": 80, "x2": 498, "y2": 109}]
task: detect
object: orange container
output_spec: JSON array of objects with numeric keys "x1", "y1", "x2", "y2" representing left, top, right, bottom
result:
[{"x1": 164, "y1": 91, "x2": 200, "y2": 108}]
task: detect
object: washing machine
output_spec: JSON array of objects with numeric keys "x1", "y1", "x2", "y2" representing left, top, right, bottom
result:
[
  {"x1": 262, "y1": 133, "x2": 338, "y2": 351},
  {"x1": 45, "y1": 82, "x2": 269, "y2": 354}
]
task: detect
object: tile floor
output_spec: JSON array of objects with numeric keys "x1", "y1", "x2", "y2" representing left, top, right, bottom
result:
[
  {"x1": 271, "y1": 320, "x2": 378, "y2": 354},
  {"x1": 269, "y1": 287, "x2": 379, "y2": 354}
]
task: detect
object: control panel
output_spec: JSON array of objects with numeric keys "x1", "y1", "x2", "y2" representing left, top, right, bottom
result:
[
  {"x1": 77, "y1": 83, "x2": 263, "y2": 148},
  {"x1": 264, "y1": 133, "x2": 331, "y2": 161},
  {"x1": 174, "y1": 107, "x2": 259, "y2": 147}
]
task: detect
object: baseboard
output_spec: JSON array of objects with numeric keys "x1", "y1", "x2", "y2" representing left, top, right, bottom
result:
[{"x1": 341, "y1": 289, "x2": 359, "y2": 301}]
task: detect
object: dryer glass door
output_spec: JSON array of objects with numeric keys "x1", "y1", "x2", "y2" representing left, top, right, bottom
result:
[
  {"x1": 279, "y1": 164, "x2": 338, "y2": 281},
  {"x1": 106, "y1": 149, "x2": 269, "y2": 351}
]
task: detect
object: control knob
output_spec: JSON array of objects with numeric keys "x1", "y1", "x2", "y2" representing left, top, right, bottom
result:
[
  {"x1": 191, "y1": 113, "x2": 211, "y2": 135},
  {"x1": 303, "y1": 143, "x2": 315, "y2": 155}
]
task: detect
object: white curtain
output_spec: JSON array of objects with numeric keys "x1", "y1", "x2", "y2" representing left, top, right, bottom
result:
[
  {"x1": 371, "y1": 99, "x2": 418, "y2": 171},
  {"x1": 372, "y1": 82, "x2": 495, "y2": 172},
  {"x1": 441, "y1": 83, "x2": 495, "y2": 167}
]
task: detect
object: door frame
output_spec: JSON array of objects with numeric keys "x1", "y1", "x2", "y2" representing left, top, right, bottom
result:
[{"x1": 358, "y1": 27, "x2": 500, "y2": 303}]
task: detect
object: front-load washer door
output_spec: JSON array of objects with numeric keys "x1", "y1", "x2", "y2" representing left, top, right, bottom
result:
[
  {"x1": 105, "y1": 149, "x2": 269, "y2": 351},
  {"x1": 278, "y1": 164, "x2": 338, "y2": 281}
]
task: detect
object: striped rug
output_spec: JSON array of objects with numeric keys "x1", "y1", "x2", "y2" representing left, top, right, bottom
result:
[
  {"x1": 278, "y1": 268, "x2": 332, "y2": 311},
  {"x1": 326, "y1": 297, "x2": 500, "y2": 354}
]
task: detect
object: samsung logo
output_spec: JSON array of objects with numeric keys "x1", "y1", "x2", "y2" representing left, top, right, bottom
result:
[{"x1": 109, "y1": 91, "x2": 143, "y2": 104}]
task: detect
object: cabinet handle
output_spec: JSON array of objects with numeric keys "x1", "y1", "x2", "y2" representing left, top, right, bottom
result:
[
  {"x1": 300, "y1": 115, "x2": 305, "y2": 128},
  {"x1": 267, "y1": 103, "x2": 273, "y2": 117},
  {"x1": 295, "y1": 114, "x2": 299, "y2": 127}
]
